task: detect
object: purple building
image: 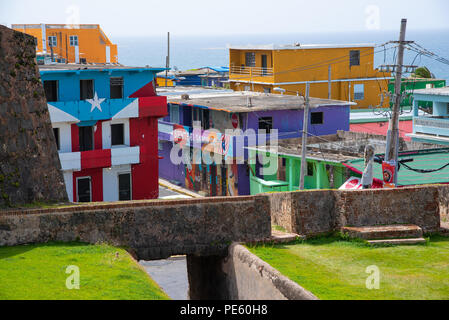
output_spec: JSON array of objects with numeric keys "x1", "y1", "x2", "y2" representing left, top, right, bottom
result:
[{"x1": 158, "y1": 88, "x2": 353, "y2": 196}]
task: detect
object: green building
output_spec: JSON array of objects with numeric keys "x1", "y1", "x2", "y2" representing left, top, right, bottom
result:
[
  {"x1": 248, "y1": 136, "x2": 360, "y2": 194},
  {"x1": 388, "y1": 78, "x2": 446, "y2": 108}
]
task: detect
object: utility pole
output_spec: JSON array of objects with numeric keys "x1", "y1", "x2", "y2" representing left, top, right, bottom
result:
[
  {"x1": 384, "y1": 18, "x2": 407, "y2": 187},
  {"x1": 299, "y1": 82, "x2": 310, "y2": 190},
  {"x1": 328, "y1": 65, "x2": 332, "y2": 100},
  {"x1": 165, "y1": 32, "x2": 170, "y2": 87}
]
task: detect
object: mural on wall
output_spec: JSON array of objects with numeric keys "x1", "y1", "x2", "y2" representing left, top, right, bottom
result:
[{"x1": 227, "y1": 163, "x2": 239, "y2": 196}]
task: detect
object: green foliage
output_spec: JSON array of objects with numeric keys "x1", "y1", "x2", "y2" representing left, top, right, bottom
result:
[
  {"x1": 247, "y1": 235, "x2": 449, "y2": 300},
  {"x1": 413, "y1": 66, "x2": 432, "y2": 79},
  {"x1": 0, "y1": 242, "x2": 170, "y2": 300}
]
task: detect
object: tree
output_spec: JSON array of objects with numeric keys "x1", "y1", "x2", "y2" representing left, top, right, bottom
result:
[{"x1": 412, "y1": 66, "x2": 433, "y2": 79}]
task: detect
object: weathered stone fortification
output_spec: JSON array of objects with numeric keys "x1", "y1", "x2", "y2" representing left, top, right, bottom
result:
[
  {"x1": 270, "y1": 185, "x2": 445, "y2": 235},
  {"x1": 0, "y1": 25, "x2": 67, "y2": 206},
  {"x1": 0, "y1": 196, "x2": 271, "y2": 260},
  {"x1": 187, "y1": 244, "x2": 318, "y2": 300}
]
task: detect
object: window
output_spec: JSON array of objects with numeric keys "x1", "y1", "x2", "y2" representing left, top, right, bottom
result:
[
  {"x1": 80, "y1": 79, "x2": 94, "y2": 100},
  {"x1": 349, "y1": 50, "x2": 360, "y2": 67},
  {"x1": 77, "y1": 177, "x2": 91, "y2": 202},
  {"x1": 53, "y1": 128, "x2": 60, "y2": 151},
  {"x1": 118, "y1": 173, "x2": 131, "y2": 201},
  {"x1": 244, "y1": 85, "x2": 251, "y2": 91},
  {"x1": 158, "y1": 141, "x2": 163, "y2": 151},
  {"x1": 193, "y1": 108, "x2": 210, "y2": 130},
  {"x1": 69, "y1": 35, "x2": 78, "y2": 46},
  {"x1": 110, "y1": 77, "x2": 124, "y2": 99},
  {"x1": 170, "y1": 104, "x2": 180, "y2": 123},
  {"x1": 447, "y1": 103, "x2": 449, "y2": 115},
  {"x1": 111, "y1": 123, "x2": 125, "y2": 146},
  {"x1": 263, "y1": 87, "x2": 271, "y2": 94},
  {"x1": 354, "y1": 84, "x2": 365, "y2": 100},
  {"x1": 307, "y1": 162, "x2": 314, "y2": 177},
  {"x1": 43, "y1": 80, "x2": 58, "y2": 102},
  {"x1": 79, "y1": 126, "x2": 94, "y2": 151},
  {"x1": 245, "y1": 52, "x2": 256, "y2": 67},
  {"x1": 258, "y1": 117, "x2": 273, "y2": 133},
  {"x1": 48, "y1": 36, "x2": 57, "y2": 47},
  {"x1": 311, "y1": 112, "x2": 324, "y2": 125}
]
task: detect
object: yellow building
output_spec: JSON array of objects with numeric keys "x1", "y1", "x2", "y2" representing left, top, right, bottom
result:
[
  {"x1": 12, "y1": 24, "x2": 118, "y2": 64},
  {"x1": 229, "y1": 44, "x2": 392, "y2": 109}
]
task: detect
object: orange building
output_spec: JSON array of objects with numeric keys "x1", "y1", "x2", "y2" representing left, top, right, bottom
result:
[
  {"x1": 12, "y1": 24, "x2": 118, "y2": 64},
  {"x1": 229, "y1": 44, "x2": 392, "y2": 109}
]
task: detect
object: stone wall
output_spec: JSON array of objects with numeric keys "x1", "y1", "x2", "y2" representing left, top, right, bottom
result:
[
  {"x1": 0, "y1": 196, "x2": 271, "y2": 260},
  {"x1": 438, "y1": 185, "x2": 449, "y2": 223},
  {"x1": 269, "y1": 185, "x2": 446, "y2": 235},
  {"x1": 187, "y1": 244, "x2": 318, "y2": 300},
  {"x1": 0, "y1": 25, "x2": 67, "y2": 207}
]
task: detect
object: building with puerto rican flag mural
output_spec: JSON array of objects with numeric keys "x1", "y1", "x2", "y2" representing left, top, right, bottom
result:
[{"x1": 39, "y1": 64, "x2": 167, "y2": 202}]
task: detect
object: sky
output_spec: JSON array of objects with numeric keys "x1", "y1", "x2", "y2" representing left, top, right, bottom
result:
[{"x1": 1, "y1": 0, "x2": 449, "y2": 38}]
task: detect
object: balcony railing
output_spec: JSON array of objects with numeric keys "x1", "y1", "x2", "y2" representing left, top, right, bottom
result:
[
  {"x1": 414, "y1": 116, "x2": 449, "y2": 129},
  {"x1": 230, "y1": 66, "x2": 274, "y2": 77}
]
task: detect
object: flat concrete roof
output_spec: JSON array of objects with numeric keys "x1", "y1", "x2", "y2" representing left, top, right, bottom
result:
[
  {"x1": 413, "y1": 87, "x2": 449, "y2": 96},
  {"x1": 39, "y1": 63, "x2": 167, "y2": 73},
  {"x1": 228, "y1": 43, "x2": 375, "y2": 51},
  {"x1": 167, "y1": 90, "x2": 354, "y2": 113}
]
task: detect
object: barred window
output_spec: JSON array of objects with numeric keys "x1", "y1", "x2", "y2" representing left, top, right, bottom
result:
[
  {"x1": 350, "y1": 50, "x2": 360, "y2": 67},
  {"x1": 245, "y1": 52, "x2": 256, "y2": 67}
]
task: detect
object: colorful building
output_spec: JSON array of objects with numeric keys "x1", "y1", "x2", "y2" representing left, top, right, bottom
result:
[
  {"x1": 13, "y1": 24, "x2": 118, "y2": 64},
  {"x1": 408, "y1": 87, "x2": 449, "y2": 145},
  {"x1": 228, "y1": 44, "x2": 392, "y2": 109},
  {"x1": 388, "y1": 78, "x2": 446, "y2": 108},
  {"x1": 157, "y1": 88, "x2": 353, "y2": 196},
  {"x1": 40, "y1": 64, "x2": 167, "y2": 202}
]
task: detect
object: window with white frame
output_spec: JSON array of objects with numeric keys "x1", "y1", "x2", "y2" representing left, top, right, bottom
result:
[
  {"x1": 69, "y1": 35, "x2": 79, "y2": 46},
  {"x1": 48, "y1": 36, "x2": 57, "y2": 47},
  {"x1": 354, "y1": 84, "x2": 365, "y2": 100}
]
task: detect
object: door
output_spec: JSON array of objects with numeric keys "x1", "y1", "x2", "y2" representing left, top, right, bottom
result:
[
  {"x1": 261, "y1": 55, "x2": 268, "y2": 76},
  {"x1": 118, "y1": 173, "x2": 131, "y2": 201},
  {"x1": 210, "y1": 164, "x2": 217, "y2": 196},
  {"x1": 221, "y1": 165, "x2": 227, "y2": 196},
  {"x1": 77, "y1": 177, "x2": 91, "y2": 202}
]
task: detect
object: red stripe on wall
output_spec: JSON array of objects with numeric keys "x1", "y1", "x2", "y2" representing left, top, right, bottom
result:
[
  {"x1": 130, "y1": 116, "x2": 159, "y2": 200},
  {"x1": 81, "y1": 149, "x2": 111, "y2": 170},
  {"x1": 71, "y1": 124, "x2": 79, "y2": 152},
  {"x1": 94, "y1": 120, "x2": 103, "y2": 150},
  {"x1": 138, "y1": 96, "x2": 168, "y2": 118},
  {"x1": 72, "y1": 168, "x2": 104, "y2": 202}
]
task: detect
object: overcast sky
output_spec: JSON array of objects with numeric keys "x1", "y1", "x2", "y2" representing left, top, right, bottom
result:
[{"x1": 1, "y1": 0, "x2": 449, "y2": 37}]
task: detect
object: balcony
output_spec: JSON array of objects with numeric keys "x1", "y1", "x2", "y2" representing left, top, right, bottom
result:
[{"x1": 230, "y1": 66, "x2": 274, "y2": 77}]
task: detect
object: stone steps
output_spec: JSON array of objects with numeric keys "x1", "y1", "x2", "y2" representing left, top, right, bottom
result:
[
  {"x1": 367, "y1": 238, "x2": 427, "y2": 245},
  {"x1": 342, "y1": 225, "x2": 423, "y2": 240}
]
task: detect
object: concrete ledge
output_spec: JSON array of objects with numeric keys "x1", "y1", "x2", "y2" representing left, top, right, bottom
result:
[{"x1": 222, "y1": 243, "x2": 318, "y2": 300}]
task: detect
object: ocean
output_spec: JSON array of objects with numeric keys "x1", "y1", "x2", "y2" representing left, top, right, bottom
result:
[{"x1": 115, "y1": 29, "x2": 449, "y2": 81}]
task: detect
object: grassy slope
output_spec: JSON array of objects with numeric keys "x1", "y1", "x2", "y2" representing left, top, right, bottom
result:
[
  {"x1": 247, "y1": 236, "x2": 449, "y2": 300},
  {"x1": 0, "y1": 242, "x2": 170, "y2": 300}
]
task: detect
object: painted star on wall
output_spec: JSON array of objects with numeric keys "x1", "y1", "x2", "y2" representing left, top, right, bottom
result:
[{"x1": 86, "y1": 92, "x2": 105, "y2": 112}]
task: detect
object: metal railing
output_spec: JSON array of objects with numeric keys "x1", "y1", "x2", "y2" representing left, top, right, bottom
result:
[
  {"x1": 230, "y1": 66, "x2": 274, "y2": 77},
  {"x1": 414, "y1": 116, "x2": 449, "y2": 129}
]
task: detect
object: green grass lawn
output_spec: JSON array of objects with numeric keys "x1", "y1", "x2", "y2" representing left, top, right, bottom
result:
[
  {"x1": 0, "y1": 242, "x2": 170, "y2": 300},
  {"x1": 247, "y1": 235, "x2": 449, "y2": 300}
]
